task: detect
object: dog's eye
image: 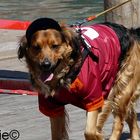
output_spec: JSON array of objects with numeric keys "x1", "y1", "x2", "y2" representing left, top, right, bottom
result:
[
  {"x1": 52, "y1": 45, "x2": 59, "y2": 49},
  {"x1": 33, "y1": 45, "x2": 41, "y2": 51}
]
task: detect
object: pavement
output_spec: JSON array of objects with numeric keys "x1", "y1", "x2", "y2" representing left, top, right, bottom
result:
[{"x1": 0, "y1": 29, "x2": 139, "y2": 140}]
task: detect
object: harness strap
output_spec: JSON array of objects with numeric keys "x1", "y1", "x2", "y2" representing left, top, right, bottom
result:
[{"x1": 80, "y1": 35, "x2": 99, "y2": 63}]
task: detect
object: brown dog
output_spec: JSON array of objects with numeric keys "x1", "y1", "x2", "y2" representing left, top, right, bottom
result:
[{"x1": 18, "y1": 18, "x2": 140, "y2": 140}]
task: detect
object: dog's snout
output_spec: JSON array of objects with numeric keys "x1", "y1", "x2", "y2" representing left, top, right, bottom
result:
[
  {"x1": 41, "y1": 59, "x2": 51, "y2": 69},
  {"x1": 44, "y1": 59, "x2": 51, "y2": 66}
]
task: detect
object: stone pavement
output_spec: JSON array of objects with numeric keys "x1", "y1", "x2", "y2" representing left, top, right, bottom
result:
[{"x1": 0, "y1": 29, "x2": 139, "y2": 140}]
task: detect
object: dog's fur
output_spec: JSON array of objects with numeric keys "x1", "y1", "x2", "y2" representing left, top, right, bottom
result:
[{"x1": 18, "y1": 21, "x2": 140, "y2": 140}]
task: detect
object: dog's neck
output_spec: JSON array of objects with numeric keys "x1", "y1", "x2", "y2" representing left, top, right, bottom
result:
[
  {"x1": 59, "y1": 28, "x2": 83, "y2": 86},
  {"x1": 60, "y1": 27, "x2": 99, "y2": 88}
]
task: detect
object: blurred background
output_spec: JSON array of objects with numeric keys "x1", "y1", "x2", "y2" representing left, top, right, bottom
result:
[{"x1": 0, "y1": 0, "x2": 104, "y2": 24}]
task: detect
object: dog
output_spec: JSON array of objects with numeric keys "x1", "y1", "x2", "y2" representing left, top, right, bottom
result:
[{"x1": 18, "y1": 17, "x2": 140, "y2": 140}]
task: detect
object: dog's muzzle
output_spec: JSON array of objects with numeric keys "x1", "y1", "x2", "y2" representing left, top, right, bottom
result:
[
  {"x1": 40, "y1": 59, "x2": 61, "y2": 83},
  {"x1": 40, "y1": 58, "x2": 54, "y2": 82},
  {"x1": 41, "y1": 58, "x2": 52, "y2": 71}
]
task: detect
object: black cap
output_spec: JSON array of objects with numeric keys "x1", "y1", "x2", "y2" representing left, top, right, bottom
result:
[{"x1": 26, "y1": 17, "x2": 61, "y2": 45}]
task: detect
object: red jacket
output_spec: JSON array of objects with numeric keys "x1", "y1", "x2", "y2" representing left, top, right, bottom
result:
[{"x1": 39, "y1": 24, "x2": 121, "y2": 117}]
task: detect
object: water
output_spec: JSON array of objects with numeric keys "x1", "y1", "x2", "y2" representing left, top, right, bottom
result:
[{"x1": 0, "y1": 0, "x2": 104, "y2": 25}]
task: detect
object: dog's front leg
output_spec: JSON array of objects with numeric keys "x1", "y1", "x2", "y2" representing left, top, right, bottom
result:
[
  {"x1": 85, "y1": 109, "x2": 103, "y2": 140},
  {"x1": 50, "y1": 111, "x2": 69, "y2": 140}
]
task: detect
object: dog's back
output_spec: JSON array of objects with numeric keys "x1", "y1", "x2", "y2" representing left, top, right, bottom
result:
[
  {"x1": 80, "y1": 24, "x2": 121, "y2": 98},
  {"x1": 103, "y1": 22, "x2": 140, "y2": 61}
]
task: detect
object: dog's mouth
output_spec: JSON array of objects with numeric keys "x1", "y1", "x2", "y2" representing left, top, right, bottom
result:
[
  {"x1": 40, "y1": 60, "x2": 61, "y2": 83},
  {"x1": 40, "y1": 72, "x2": 54, "y2": 83}
]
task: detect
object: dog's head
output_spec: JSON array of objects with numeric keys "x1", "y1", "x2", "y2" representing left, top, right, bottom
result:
[
  {"x1": 29, "y1": 28, "x2": 74, "y2": 72},
  {"x1": 18, "y1": 18, "x2": 75, "y2": 73}
]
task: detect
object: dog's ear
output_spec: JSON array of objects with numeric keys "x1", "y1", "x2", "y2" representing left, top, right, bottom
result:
[
  {"x1": 60, "y1": 24, "x2": 81, "y2": 60},
  {"x1": 18, "y1": 35, "x2": 28, "y2": 59},
  {"x1": 60, "y1": 22, "x2": 73, "y2": 43}
]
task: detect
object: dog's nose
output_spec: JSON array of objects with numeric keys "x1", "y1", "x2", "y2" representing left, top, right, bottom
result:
[{"x1": 41, "y1": 59, "x2": 51, "y2": 69}]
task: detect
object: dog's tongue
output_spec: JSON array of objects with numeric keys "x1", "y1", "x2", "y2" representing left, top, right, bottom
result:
[
  {"x1": 44, "y1": 73, "x2": 54, "y2": 82},
  {"x1": 41, "y1": 73, "x2": 54, "y2": 83}
]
